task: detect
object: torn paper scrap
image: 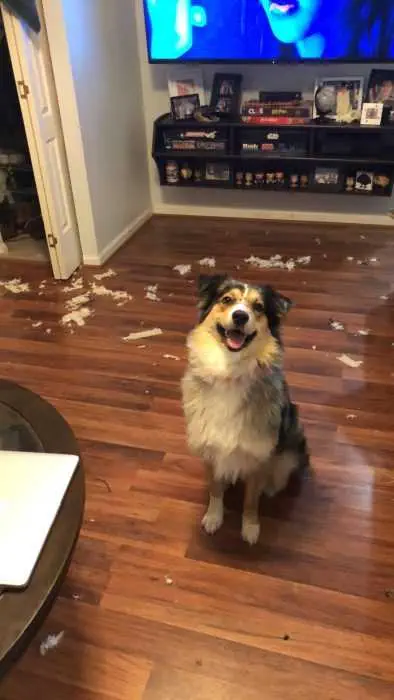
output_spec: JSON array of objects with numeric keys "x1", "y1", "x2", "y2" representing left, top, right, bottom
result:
[
  {"x1": 199, "y1": 257, "x2": 216, "y2": 268},
  {"x1": 337, "y1": 354, "x2": 363, "y2": 369},
  {"x1": 93, "y1": 268, "x2": 116, "y2": 281},
  {"x1": 123, "y1": 328, "x2": 163, "y2": 342},
  {"x1": 173, "y1": 264, "x2": 191, "y2": 276},
  {"x1": 39, "y1": 631, "x2": 65, "y2": 656}
]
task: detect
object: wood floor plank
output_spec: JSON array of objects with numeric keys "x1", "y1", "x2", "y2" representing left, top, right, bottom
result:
[{"x1": 1, "y1": 216, "x2": 394, "y2": 698}]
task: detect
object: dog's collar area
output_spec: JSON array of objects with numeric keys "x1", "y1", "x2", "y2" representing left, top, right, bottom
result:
[{"x1": 216, "y1": 324, "x2": 257, "y2": 352}]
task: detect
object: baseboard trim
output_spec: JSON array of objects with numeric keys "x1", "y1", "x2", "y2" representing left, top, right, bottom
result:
[
  {"x1": 153, "y1": 204, "x2": 394, "y2": 228},
  {"x1": 83, "y1": 209, "x2": 152, "y2": 266}
]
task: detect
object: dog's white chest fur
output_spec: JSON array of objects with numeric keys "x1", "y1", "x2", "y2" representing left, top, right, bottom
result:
[{"x1": 182, "y1": 370, "x2": 278, "y2": 483}]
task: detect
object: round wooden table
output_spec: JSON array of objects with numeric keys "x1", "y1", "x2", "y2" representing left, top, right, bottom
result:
[{"x1": 0, "y1": 380, "x2": 84, "y2": 678}]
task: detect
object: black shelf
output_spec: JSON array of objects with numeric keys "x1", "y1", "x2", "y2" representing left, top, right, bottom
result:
[{"x1": 153, "y1": 114, "x2": 394, "y2": 196}]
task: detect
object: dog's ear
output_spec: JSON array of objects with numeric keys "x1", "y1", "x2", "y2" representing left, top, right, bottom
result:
[
  {"x1": 262, "y1": 286, "x2": 292, "y2": 344},
  {"x1": 197, "y1": 274, "x2": 227, "y2": 319}
]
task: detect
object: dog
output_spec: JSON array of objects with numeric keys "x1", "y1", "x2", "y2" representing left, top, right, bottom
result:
[{"x1": 181, "y1": 274, "x2": 309, "y2": 545}]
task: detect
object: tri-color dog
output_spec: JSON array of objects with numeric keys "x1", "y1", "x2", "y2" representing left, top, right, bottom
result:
[{"x1": 181, "y1": 275, "x2": 309, "y2": 545}]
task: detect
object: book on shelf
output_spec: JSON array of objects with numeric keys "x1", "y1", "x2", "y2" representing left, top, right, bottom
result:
[{"x1": 241, "y1": 116, "x2": 310, "y2": 125}]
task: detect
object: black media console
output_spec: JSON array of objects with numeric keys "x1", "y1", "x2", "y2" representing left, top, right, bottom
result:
[{"x1": 152, "y1": 114, "x2": 394, "y2": 197}]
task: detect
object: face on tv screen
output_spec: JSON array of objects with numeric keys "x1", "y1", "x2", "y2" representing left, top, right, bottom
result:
[{"x1": 143, "y1": 0, "x2": 394, "y2": 62}]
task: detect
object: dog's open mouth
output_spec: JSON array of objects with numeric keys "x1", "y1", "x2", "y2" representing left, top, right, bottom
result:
[{"x1": 217, "y1": 324, "x2": 257, "y2": 352}]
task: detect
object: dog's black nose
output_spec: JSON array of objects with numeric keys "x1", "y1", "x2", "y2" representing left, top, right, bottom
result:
[{"x1": 232, "y1": 309, "x2": 249, "y2": 327}]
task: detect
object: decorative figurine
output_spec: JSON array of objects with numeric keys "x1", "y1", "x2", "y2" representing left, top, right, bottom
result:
[
  {"x1": 276, "y1": 172, "x2": 285, "y2": 187},
  {"x1": 374, "y1": 174, "x2": 390, "y2": 190},
  {"x1": 266, "y1": 172, "x2": 275, "y2": 185},
  {"x1": 165, "y1": 161, "x2": 179, "y2": 184},
  {"x1": 254, "y1": 172, "x2": 265, "y2": 187},
  {"x1": 235, "y1": 171, "x2": 244, "y2": 187},
  {"x1": 180, "y1": 164, "x2": 193, "y2": 180},
  {"x1": 245, "y1": 172, "x2": 253, "y2": 187},
  {"x1": 194, "y1": 168, "x2": 202, "y2": 182},
  {"x1": 345, "y1": 176, "x2": 355, "y2": 191},
  {"x1": 300, "y1": 174, "x2": 309, "y2": 188},
  {"x1": 290, "y1": 174, "x2": 299, "y2": 189}
]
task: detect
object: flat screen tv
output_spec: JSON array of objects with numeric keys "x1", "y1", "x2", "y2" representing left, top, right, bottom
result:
[{"x1": 143, "y1": 1, "x2": 394, "y2": 63}]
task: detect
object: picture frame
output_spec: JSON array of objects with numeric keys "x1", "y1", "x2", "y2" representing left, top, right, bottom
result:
[
  {"x1": 366, "y1": 70, "x2": 394, "y2": 105},
  {"x1": 361, "y1": 102, "x2": 384, "y2": 126},
  {"x1": 312, "y1": 166, "x2": 342, "y2": 192},
  {"x1": 167, "y1": 67, "x2": 205, "y2": 105},
  {"x1": 313, "y1": 77, "x2": 364, "y2": 122},
  {"x1": 210, "y1": 73, "x2": 243, "y2": 118},
  {"x1": 355, "y1": 171, "x2": 374, "y2": 193},
  {"x1": 170, "y1": 94, "x2": 200, "y2": 121}
]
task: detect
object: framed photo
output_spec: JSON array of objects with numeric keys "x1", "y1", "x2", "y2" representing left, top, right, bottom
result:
[
  {"x1": 168, "y1": 67, "x2": 205, "y2": 105},
  {"x1": 205, "y1": 162, "x2": 230, "y2": 182},
  {"x1": 367, "y1": 70, "x2": 394, "y2": 105},
  {"x1": 361, "y1": 102, "x2": 384, "y2": 126},
  {"x1": 312, "y1": 166, "x2": 342, "y2": 191},
  {"x1": 170, "y1": 94, "x2": 200, "y2": 121},
  {"x1": 313, "y1": 77, "x2": 364, "y2": 122},
  {"x1": 210, "y1": 73, "x2": 243, "y2": 117}
]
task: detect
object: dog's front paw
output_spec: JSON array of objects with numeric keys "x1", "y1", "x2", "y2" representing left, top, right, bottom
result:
[
  {"x1": 242, "y1": 520, "x2": 260, "y2": 545},
  {"x1": 202, "y1": 509, "x2": 223, "y2": 535}
]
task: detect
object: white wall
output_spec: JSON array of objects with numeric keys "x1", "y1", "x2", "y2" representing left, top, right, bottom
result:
[
  {"x1": 44, "y1": 0, "x2": 152, "y2": 264},
  {"x1": 136, "y1": 2, "x2": 394, "y2": 227}
]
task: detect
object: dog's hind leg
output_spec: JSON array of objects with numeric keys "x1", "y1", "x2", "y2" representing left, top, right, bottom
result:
[
  {"x1": 202, "y1": 464, "x2": 226, "y2": 535},
  {"x1": 242, "y1": 473, "x2": 264, "y2": 545}
]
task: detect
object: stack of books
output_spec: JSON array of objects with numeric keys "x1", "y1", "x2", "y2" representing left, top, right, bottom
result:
[{"x1": 241, "y1": 92, "x2": 312, "y2": 125}]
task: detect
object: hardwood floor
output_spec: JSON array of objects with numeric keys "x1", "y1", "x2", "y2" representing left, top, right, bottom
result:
[{"x1": 1, "y1": 215, "x2": 394, "y2": 699}]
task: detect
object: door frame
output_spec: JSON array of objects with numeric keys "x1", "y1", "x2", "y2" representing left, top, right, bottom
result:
[{"x1": 1, "y1": 4, "x2": 82, "y2": 279}]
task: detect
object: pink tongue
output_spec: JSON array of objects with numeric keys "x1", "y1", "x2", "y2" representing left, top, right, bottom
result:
[{"x1": 226, "y1": 331, "x2": 245, "y2": 351}]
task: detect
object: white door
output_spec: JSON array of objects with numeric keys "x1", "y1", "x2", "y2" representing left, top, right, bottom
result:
[{"x1": 1, "y1": 3, "x2": 82, "y2": 279}]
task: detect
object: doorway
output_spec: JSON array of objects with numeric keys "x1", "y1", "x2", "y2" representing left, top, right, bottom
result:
[{"x1": 0, "y1": 13, "x2": 48, "y2": 263}]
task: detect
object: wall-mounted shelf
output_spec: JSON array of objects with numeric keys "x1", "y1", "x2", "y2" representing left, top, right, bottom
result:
[{"x1": 152, "y1": 114, "x2": 394, "y2": 197}]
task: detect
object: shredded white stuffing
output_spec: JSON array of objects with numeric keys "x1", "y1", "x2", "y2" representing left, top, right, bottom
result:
[
  {"x1": 32, "y1": 321, "x2": 43, "y2": 328},
  {"x1": 90, "y1": 282, "x2": 132, "y2": 306},
  {"x1": 123, "y1": 328, "x2": 162, "y2": 341},
  {"x1": 39, "y1": 631, "x2": 64, "y2": 656},
  {"x1": 93, "y1": 268, "x2": 117, "y2": 281},
  {"x1": 63, "y1": 277, "x2": 83, "y2": 293},
  {"x1": 65, "y1": 293, "x2": 91, "y2": 311},
  {"x1": 173, "y1": 264, "x2": 191, "y2": 276},
  {"x1": 355, "y1": 329, "x2": 370, "y2": 336},
  {"x1": 163, "y1": 353, "x2": 180, "y2": 361},
  {"x1": 145, "y1": 284, "x2": 160, "y2": 302},
  {"x1": 164, "y1": 576, "x2": 173, "y2": 586},
  {"x1": 329, "y1": 320, "x2": 345, "y2": 331},
  {"x1": 244, "y1": 254, "x2": 311, "y2": 271},
  {"x1": 199, "y1": 257, "x2": 216, "y2": 268},
  {"x1": 0, "y1": 277, "x2": 30, "y2": 294},
  {"x1": 61, "y1": 307, "x2": 93, "y2": 328}
]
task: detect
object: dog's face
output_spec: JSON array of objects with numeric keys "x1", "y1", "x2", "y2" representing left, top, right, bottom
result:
[{"x1": 197, "y1": 275, "x2": 292, "y2": 354}]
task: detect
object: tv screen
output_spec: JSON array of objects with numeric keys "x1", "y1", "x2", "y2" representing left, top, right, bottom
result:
[{"x1": 143, "y1": 1, "x2": 394, "y2": 63}]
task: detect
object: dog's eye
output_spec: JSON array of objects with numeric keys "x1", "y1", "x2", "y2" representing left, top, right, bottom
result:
[
  {"x1": 221, "y1": 295, "x2": 233, "y2": 305},
  {"x1": 253, "y1": 302, "x2": 264, "y2": 314}
]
